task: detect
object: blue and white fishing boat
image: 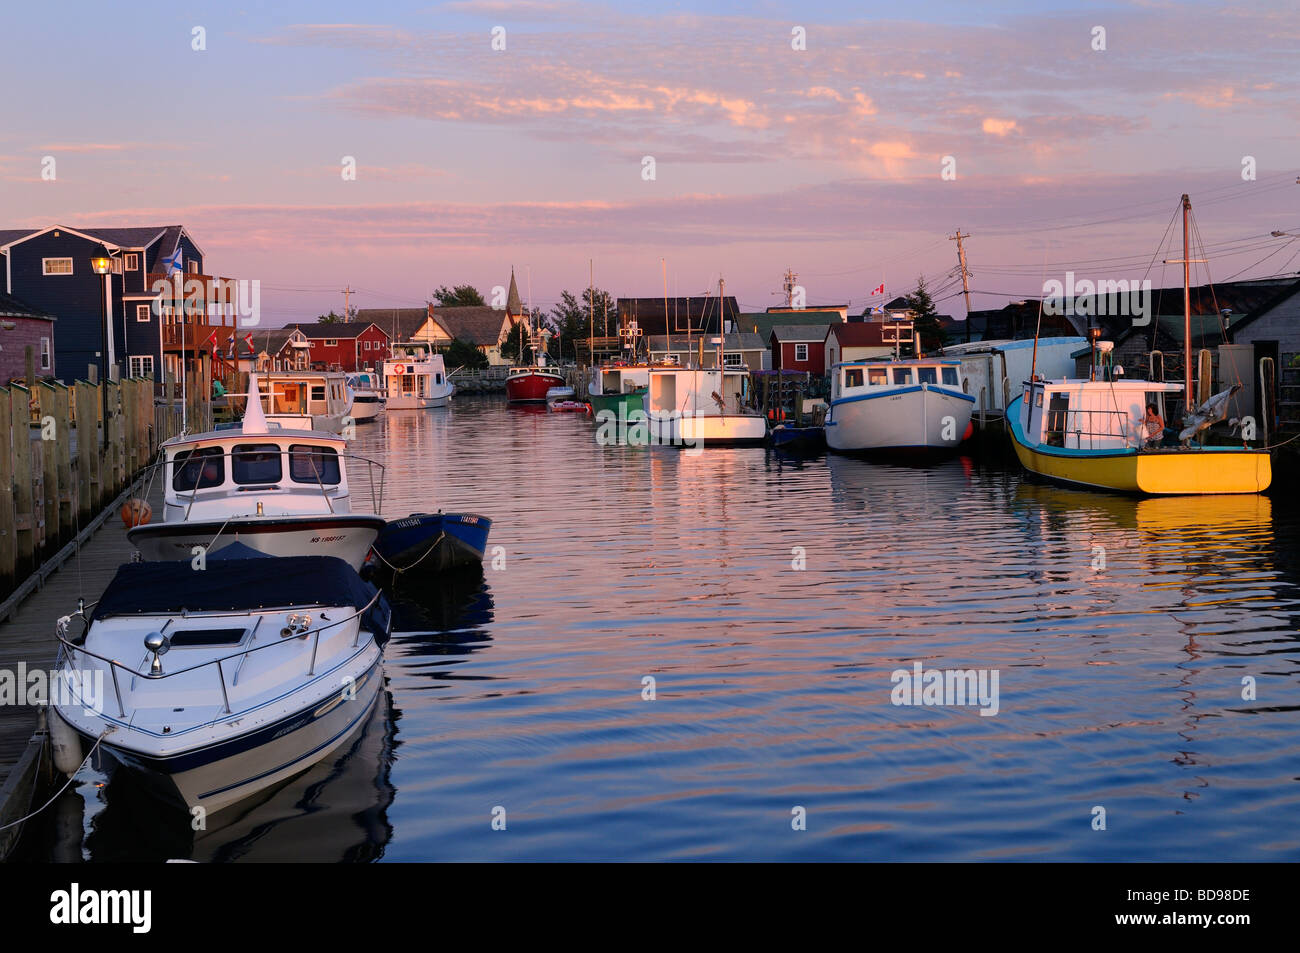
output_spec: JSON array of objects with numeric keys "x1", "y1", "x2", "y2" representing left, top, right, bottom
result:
[
  {"x1": 50, "y1": 554, "x2": 391, "y2": 814},
  {"x1": 825, "y1": 359, "x2": 975, "y2": 454},
  {"x1": 369, "y1": 512, "x2": 493, "y2": 575}
]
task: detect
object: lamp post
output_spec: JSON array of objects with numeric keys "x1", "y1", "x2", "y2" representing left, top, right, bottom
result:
[{"x1": 90, "y1": 253, "x2": 114, "y2": 438}]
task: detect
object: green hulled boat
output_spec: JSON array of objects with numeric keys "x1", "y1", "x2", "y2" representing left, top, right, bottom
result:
[{"x1": 587, "y1": 363, "x2": 651, "y2": 418}]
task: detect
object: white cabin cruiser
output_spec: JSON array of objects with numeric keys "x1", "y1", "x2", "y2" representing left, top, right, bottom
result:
[
  {"x1": 127, "y1": 376, "x2": 386, "y2": 569},
  {"x1": 256, "y1": 371, "x2": 354, "y2": 433},
  {"x1": 644, "y1": 363, "x2": 766, "y2": 446},
  {"x1": 50, "y1": 553, "x2": 391, "y2": 814},
  {"x1": 345, "y1": 371, "x2": 386, "y2": 423},
  {"x1": 825, "y1": 359, "x2": 975, "y2": 454},
  {"x1": 383, "y1": 343, "x2": 454, "y2": 409}
]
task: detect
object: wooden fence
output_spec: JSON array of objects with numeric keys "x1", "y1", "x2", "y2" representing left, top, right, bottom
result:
[{"x1": 0, "y1": 349, "x2": 205, "y2": 600}]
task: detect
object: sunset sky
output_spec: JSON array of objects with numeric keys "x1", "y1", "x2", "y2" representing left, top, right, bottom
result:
[{"x1": 3, "y1": 0, "x2": 1299, "y2": 324}]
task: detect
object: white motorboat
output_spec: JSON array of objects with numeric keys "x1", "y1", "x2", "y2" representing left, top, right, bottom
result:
[
  {"x1": 825, "y1": 359, "x2": 975, "y2": 455},
  {"x1": 383, "y1": 343, "x2": 454, "y2": 409},
  {"x1": 345, "y1": 371, "x2": 386, "y2": 423},
  {"x1": 256, "y1": 370, "x2": 354, "y2": 433},
  {"x1": 644, "y1": 363, "x2": 766, "y2": 446},
  {"x1": 50, "y1": 553, "x2": 391, "y2": 814},
  {"x1": 127, "y1": 375, "x2": 386, "y2": 569}
]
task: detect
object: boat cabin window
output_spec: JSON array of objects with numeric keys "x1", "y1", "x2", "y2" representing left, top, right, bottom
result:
[
  {"x1": 868, "y1": 367, "x2": 888, "y2": 385},
  {"x1": 844, "y1": 368, "x2": 864, "y2": 388},
  {"x1": 942, "y1": 367, "x2": 959, "y2": 386},
  {"x1": 172, "y1": 446, "x2": 224, "y2": 491},
  {"x1": 232, "y1": 443, "x2": 283, "y2": 485},
  {"x1": 169, "y1": 628, "x2": 246, "y2": 647},
  {"x1": 1046, "y1": 394, "x2": 1069, "y2": 447},
  {"x1": 311, "y1": 384, "x2": 326, "y2": 403},
  {"x1": 917, "y1": 366, "x2": 937, "y2": 385},
  {"x1": 893, "y1": 368, "x2": 913, "y2": 385},
  {"x1": 289, "y1": 444, "x2": 341, "y2": 485}
]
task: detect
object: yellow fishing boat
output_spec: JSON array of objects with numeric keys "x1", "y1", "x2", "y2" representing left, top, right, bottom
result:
[{"x1": 1009, "y1": 193, "x2": 1271, "y2": 496}]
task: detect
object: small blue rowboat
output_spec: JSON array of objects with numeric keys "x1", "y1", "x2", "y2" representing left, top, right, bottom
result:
[{"x1": 370, "y1": 512, "x2": 492, "y2": 575}]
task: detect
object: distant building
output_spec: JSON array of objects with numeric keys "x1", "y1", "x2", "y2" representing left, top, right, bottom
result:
[
  {"x1": 825, "y1": 321, "x2": 908, "y2": 369},
  {"x1": 0, "y1": 223, "x2": 237, "y2": 387},
  {"x1": 617, "y1": 296, "x2": 740, "y2": 339},
  {"x1": 742, "y1": 306, "x2": 846, "y2": 344},
  {"x1": 646, "y1": 332, "x2": 770, "y2": 370},
  {"x1": 280, "y1": 322, "x2": 390, "y2": 372},
  {"x1": 769, "y1": 325, "x2": 832, "y2": 376},
  {"x1": 0, "y1": 291, "x2": 56, "y2": 383}
]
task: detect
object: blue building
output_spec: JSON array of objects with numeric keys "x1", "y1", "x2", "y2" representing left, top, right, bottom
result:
[{"x1": 0, "y1": 224, "x2": 219, "y2": 386}]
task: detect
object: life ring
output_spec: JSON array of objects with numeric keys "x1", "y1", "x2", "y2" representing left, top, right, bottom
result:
[{"x1": 121, "y1": 497, "x2": 152, "y2": 527}]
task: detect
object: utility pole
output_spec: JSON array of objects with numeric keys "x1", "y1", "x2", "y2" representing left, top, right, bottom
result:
[
  {"x1": 781, "y1": 269, "x2": 798, "y2": 308},
  {"x1": 341, "y1": 285, "x2": 354, "y2": 321},
  {"x1": 950, "y1": 230, "x2": 973, "y2": 343}
]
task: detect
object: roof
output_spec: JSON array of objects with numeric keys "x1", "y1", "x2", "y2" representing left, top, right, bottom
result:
[
  {"x1": 827, "y1": 322, "x2": 894, "y2": 347},
  {"x1": 1225, "y1": 277, "x2": 1300, "y2": 341},
  {"x1": 354, "y1": 308, "x2": 434, "y2": 342},
  {"x1": 647, "y1": 332, "x2": 767, "y2": 352},
  {"x1": 251, "y1": 327, "x2": 299, "y2": 355},
  {"x1": 0, "y1": 291, "x2": 54, "y2": 321},
  {"x1": 617, "y1": 296, "x2": 739, "y2": 337},
  {"x1": 506, "y1": 270, "x2": 523, "y2": 316},
  {"x1": 0, "y1": 224, "x2": 178, "y2": 251},
  {"x1": 769, "y1": 324, "x2": 832, "y2": 343},
  {"x1": 743, "y1": 308, "x2": 845, "y2": 341},
  {"x1": 285, "y1": 321, "x2": 384, "y2": 340},
  {"x1": 431, "y1": 306, "x2": 511, "y2": 347}
]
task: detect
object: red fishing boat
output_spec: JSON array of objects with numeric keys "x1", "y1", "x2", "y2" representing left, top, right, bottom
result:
[{"x1": 506, "y1": 365, "x2": 566, "y2": 402}]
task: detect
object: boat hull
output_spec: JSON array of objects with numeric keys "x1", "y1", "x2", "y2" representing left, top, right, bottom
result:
[
  {"x1": 349, "y1": 395, "x2": 385, "y2": 422},
  {"x1": 826, "y1": 385, "x2": 974, "y2": 454},
  {"x1": 1007, "y1": 396, "x2": 1272, "y2": 494},
  {"x1": 55, "y1": 656, "x2": 383, "y2": 814},
  {"x1": 386, "y1": 391, "x2": 451, "y2": 410},
  {"x1": 588, "y1": 388, "x2": 646, "y2": 417},
  {"x1": 507, "y1": 371, "x2": 566, "y2": 403},
  {"x1": 127, "y1": 514, "x2": 385, "y2": 569},
  {"x1": 647, "y1": 412, "x2": 767, "y2": 446},
  {"x1": 371, "y1": 512, "x2": 492, "y2": 574}
]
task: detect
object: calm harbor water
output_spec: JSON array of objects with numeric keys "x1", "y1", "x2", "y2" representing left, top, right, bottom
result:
[{"x1": 21, "y1": 396, "x2": 1300, "y2": 861}]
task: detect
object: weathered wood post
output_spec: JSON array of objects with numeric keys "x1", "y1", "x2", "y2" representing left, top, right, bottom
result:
[
  {"x1": 38, "y1": 381, "x2": 61, "y2": 557},
  {"x1": 9, "y1": 384, "x2": 35, "y2": 579},
  {"x1": 54, "y1": 384, "x2": 73, "y2": 543},
  {"x1": 0, "y1": 389, "x2": 14, "y2": 594},
  {"x1": 74, "y1": 380, "x2": 95, "y2": 526}
]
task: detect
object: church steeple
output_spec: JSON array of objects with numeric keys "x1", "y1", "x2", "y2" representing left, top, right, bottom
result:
[{"x1": 506, "y1": 268, "x2": 523, "y2": 317}]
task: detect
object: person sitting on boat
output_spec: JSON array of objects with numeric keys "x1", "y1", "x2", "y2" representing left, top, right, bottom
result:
[{"x1": 1143, "y1": 404, "x2": 1165, "y2": 448}]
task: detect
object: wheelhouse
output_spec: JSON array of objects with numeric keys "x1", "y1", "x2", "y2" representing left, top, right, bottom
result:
[
  {"x1": 1020, "y1": 379, "x2": 1182, "y2": 451},
  {"x1": 831, "y1": 360, "x2": 963, "y2": 401}
]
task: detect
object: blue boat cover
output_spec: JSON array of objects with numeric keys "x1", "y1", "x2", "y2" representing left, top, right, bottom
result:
[{"x1": 92, "y1": 555, "x2": 382, "y2": 621}]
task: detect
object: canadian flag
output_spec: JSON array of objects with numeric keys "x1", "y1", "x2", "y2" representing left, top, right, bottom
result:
[
  {"x1": 204, "y1": 329, "x2": 218, "y2": 350},
  {"x1": 244, "y1": 332, "x2": 255, "y2": 351},
  {"x1": 871, "y1": 283, "x2": 886, "y2": 296}
]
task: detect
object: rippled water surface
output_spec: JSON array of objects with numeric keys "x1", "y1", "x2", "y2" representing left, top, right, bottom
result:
[{"x1": 24, "y1": 397, "x2": 1300, "y2": 861}]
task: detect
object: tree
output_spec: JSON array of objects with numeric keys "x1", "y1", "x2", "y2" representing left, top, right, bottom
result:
[
  {"x1": 443, "y1": 338, "x2": 488, "y2": 370},
  {"x1": 906, "y1": 276, "x2": 948, "y2": 352},
  {"x1": 317, "y1": 310, "x2": 344, "y2": 324},
  {"x1": 432, "y1": 285, "x2": 486, "y2": 308},
  {"x1": 548, "y1": 287, "x2": 616, "y2": 360},
  {"x1": 500, "y1": 320, "x2": 530, "y2": 362}
]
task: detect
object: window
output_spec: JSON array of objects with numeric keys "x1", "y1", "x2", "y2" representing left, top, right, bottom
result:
[
  {"x1": 110, "y1": 258, "x2": 122, "y2": 274},
  {"x1": 231, "y1": 444, "x2": 282, "y2": 485},
  {"x1": 40, "y1": 337, "x2": 51, "y2": 370},
  {"x1": 172, "y1": 447, "x2": 225, "y2": 491},
  {"x1": 129, "y1": 355, "x2": 154, "y2": 377},
  {"x1": 364, "y1": 340, "x2": 371, "y2": 350},
  {"x1": 187, "y1": 260, "x2": 199, "y2": 274},
  {"x1": 844, "y1": 368, "x2": 864, "y2": 388},
  {"x1": 42, "y1": 258, "x2": 73, "y2": 275},
  {"x1": 892, "y1": 368, "x2": 913, "y2": 385},
  {"x1": 917, "y1": 366, "x2": 937, "y2": 385},
  {"x1": 136, "y1": 304, "x2": 152, "y2": 322},
  {"x1": 723, "y1": 352, "x2": 743, "y2": 367},
  {"x1": 794, "y1": 343, "x2": 809, "y2": 362},
  {"x1": 324, "y1": 339, "x2": 338, "y2": 347},
  {"x1": 289, "y1": 445, "x2": 341, "y2": 485},
  {"x1": 311, "y1": 384, "x2": 326, "y2": 402},
  {"x1": 942, "y1": 367, "x2": 959, "y2": 386},
  {"x1": 867, "y1": 367, "x2": 888, "y2": 385},
  {"x1": 124, "y1": 253, "x2": 139, "y2": 271}
]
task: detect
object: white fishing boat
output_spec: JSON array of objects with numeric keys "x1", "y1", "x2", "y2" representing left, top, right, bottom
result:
[
  {"x1": 126, "y1": 375, "x2": 386, "y2": 569},
  {"x1": 49, "y1": 552, "x2": 391, "y2": 814},
  {"x1": 825, "y1": 359, "x2": 975, "y2": 454},
  {"x1": 345, "y1": 371, "x2": 386, "y2": 423},
  {"x1": 256, "y1": 371, "x2": 354, "y2": 434},
  {"x1": 383, "y1": 343, "x2": 454, "y2": 409},
  {"x1": 644, "y1": 362, "x2": 766, "y2": 446}
]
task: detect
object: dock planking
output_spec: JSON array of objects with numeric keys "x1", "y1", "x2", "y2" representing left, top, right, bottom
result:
[{"x1": 0, "y1": 478, "x2": 162, "y2": 797}]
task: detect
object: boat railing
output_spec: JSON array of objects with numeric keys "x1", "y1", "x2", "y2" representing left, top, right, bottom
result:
[
  {"x1": 54, "y1": 587, "x2": 384, "y2": 723},
  {"x1": 147, "y1": 448, "x2": 387, "y2": 517},
  {"x1": 1049, "y1": 408, "x2": 1136, "y2": 450}
]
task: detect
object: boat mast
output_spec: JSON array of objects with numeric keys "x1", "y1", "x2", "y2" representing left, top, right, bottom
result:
[
  {"x1": 1182, "y1": 193, "x2": 1193, "y2": 410},
  {"x1": 588, "y1": 258, "x2": 594, "y2": 370},
  {"x1": 718, "y1": 276, "x2": 726, "y2": 415}
]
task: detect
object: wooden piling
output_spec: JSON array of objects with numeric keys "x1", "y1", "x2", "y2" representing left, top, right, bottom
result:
[
  {"x1": 38, "y1": 382, "x2": 60, "y2": 558},
  {"x1": 9, "y1": 386, "x2": 35, "y2": 580},
  {"x1": 0, "y1": 390, "x2": 13, "y2": 592},
  {"x1": 74, "y1": 381, "x2": 95, "y2": 527}
]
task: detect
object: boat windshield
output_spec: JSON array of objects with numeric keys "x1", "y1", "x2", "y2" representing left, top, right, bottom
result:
[
  {"x1": 893, "y1": 368, "x2": 913, "y2": 385},
  {"x1": 232, "y1": 443, "x2": 283, "y2": 484},
  {"x1": 172, "y1": 446, "x2": 224, "y2": 491},
  {"x1": 942, "y1": 367, "x2": 959, "y2": 386},
  {"x1": 867, "y1": 367, "x2": 888, "y2": 385},
  {"x1": 289, "y1": 445, "x2": 341, "y2": 485},
  {"x1": 917, "y1": 366, "x2": 937, "y2": 385}
]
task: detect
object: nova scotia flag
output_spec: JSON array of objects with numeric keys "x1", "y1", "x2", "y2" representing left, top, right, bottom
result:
[{"x1": 162, "y1": 246, "x2": 183, "y2": 274}]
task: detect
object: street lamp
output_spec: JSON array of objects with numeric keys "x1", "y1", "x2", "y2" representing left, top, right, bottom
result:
[{"x1": 90, "y1": 252, "x2": 115, "y2": 438}]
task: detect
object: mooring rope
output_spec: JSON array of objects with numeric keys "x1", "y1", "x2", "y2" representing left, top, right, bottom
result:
[
  {"x1": 0, "y1": 727, "x2": 112, "y2": 833},
  {"x1": 368, "y1": 530, "x2": 447, "y2": 576}
]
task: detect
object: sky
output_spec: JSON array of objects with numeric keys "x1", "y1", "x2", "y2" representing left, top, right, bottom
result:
[{"x1": 2, "y1": 0, "x2": 1299, "y2": 324}]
